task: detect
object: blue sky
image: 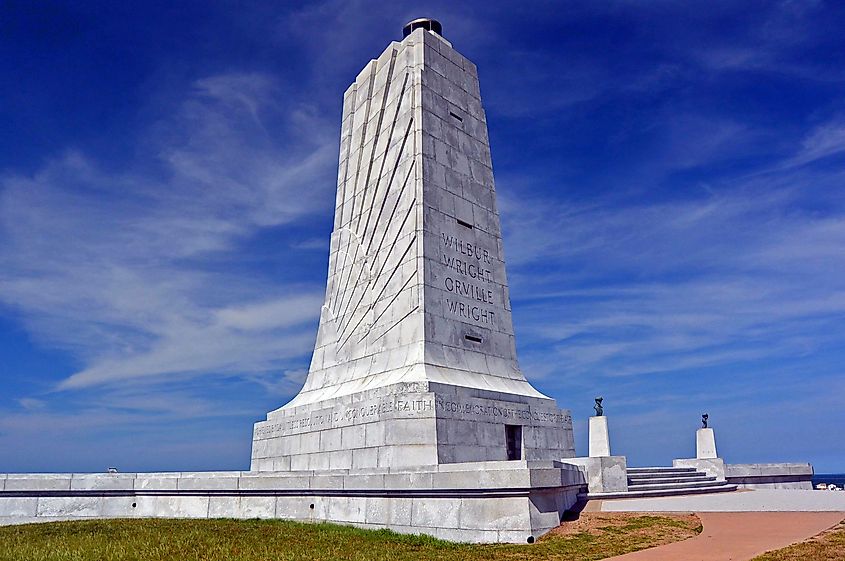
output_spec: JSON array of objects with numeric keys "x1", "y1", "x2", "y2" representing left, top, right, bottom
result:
[{"x1": 1, "y1": 1, "x2": 844, "y2": 473}]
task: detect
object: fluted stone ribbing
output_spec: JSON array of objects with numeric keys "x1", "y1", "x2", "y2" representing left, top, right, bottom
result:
[{"x1": 251, "y1": 27, "x2": 574, "y2": 473}]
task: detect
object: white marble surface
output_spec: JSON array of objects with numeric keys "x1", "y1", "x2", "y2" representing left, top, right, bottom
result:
[
  {"x1": 251, "y1": 27, "x2": 574, "y2": 470},
  {"x1": 601, "y1": 489, "x2": 845, "y2": 512},
  {"x1": 563, "y1": 456, "x2": 628, "y2": 493},
  {"x1": 271, "y1": 26, "x2": 549, "y2": 410},
  {"x1": 723, "y1": 462, "x2": 814, "y2": 490},
  {"x1": 252, "y1": 382, "x2": 574, "y2": 471},
  {"x1": 0, "y1": 463, "x2": 586, "y2": 543},
  {"x1": 696, "y1": 428, "x2": 717, "y2": 459},
  {"x1": 674, "y1": 458, "x2": 726, "y2": 480},
  {"x1": 589, "y1": 416, "x2": 611, "y2": 457}
]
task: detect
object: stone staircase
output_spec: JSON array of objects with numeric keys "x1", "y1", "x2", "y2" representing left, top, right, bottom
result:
[{"x1": 584, "y1": 466, "x2": 737, "y2": 500}]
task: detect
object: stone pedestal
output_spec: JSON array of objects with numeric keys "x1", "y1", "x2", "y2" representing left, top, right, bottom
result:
[
  {"x1": 0, "y1": 462, "x2": 587, "y2": 543},
  {"x1": 725, "y1": 463, "x2": 814, "y2": 490},
  {"x1": 252, "y1": 382, "x2": 574, "y2": 471},
  {"x1": 674, "y1": 457, "x2": 726, "y2": 480},
  {"x1": 696, "y1": 427, "x2": 717, "y2": 459},
  {"x1": 562, "y1": 456, "x2": 628, "y2": 493},
  {"x1": 588, "y1": 416, "x2": 611, "y2": 457}
]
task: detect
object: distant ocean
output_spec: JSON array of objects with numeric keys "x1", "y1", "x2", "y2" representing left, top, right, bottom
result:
[{"x1": 812, "y1": 474, "x2": 845, "y2": 488}]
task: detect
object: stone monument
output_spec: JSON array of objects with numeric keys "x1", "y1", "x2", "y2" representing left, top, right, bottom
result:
[
  {"x1": 0, "y1": 22, "x2": 584, "y2": 543},
  {"x1": 251, "y1": 18, "x2": 574, "y2": 472},
  {"x1": 0, "y1": 19, "x2": 818, "y2": 536}
]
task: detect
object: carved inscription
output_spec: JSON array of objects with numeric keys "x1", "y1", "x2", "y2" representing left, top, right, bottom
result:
[
  {"x1": 254, "y1": 393, "x2": 571, "y2": 440},
  {"x1": 436, "y1": 397, "x2": 570, "y2": 424},
  {"x1": 440, "y1": 232, "x2": 497, "y2": 327},
  {"x1": 255, "y1": 396, "x2": 434, "y2": 439}
]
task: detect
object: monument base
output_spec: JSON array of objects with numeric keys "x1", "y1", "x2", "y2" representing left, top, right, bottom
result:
[
  {"x1": 672, "y1": 459, "x2": 814, "y2": 489},
  {"x1": 673, "y1": 457, "x2": 726, "y2": 480},
  {"x1": 562, "y1": 456, "x2": 628, "y2": 493},
  {"x1": 252, "y1": 381, "x2": 575, "y2": 471},
  {"x1": 0, "y1": 461, "x2": 586, "y2": 543},
  {"x1": 725, "y1": 463, "x2": 813, "y2": 490}
]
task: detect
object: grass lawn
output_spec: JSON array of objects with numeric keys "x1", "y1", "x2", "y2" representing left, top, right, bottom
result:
[
  {"x1": 0, "y1": 513, "x2": 701, "y2": 561},
  {"x1": 752, "y1": 518, "x2": 845, "y2": 561}
]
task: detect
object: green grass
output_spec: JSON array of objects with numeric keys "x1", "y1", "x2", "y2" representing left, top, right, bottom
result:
[
  {"x1": 751, "y1": 519, "x2": 845, "y2": 561},
  {"x1": 0, "y1": 514, "x2": 701, "y2": 561}
]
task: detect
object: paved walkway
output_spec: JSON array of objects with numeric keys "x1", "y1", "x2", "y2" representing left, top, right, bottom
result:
[
  {"x1": 606, "y1": 512, "x2": 844, "y2": 561},
  {"x1": 601, "y1": 489, "x2": 845, "y2": 512}
]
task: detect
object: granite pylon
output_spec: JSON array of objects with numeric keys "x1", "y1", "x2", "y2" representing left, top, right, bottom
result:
[{"x1": 251, "y1": 21, "x2": 574, "y2": 473}]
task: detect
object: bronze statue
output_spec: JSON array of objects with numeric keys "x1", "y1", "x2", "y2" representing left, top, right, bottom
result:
[
  {"x1": 594, "y1": 397, "x2": 604, "y2": 416},
  {"x1": 702, "y1": 413, "x2": 709, "y2": 429}
]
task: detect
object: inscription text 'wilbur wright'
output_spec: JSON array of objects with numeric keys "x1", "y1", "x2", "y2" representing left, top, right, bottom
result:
[{"x1": 441, "y1": 231, "x2": 497, "y2": 327}]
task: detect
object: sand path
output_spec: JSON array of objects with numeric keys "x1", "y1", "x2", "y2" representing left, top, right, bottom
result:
[{"x1": 606, "y1": 511, "x2": 844, "y2": 561}]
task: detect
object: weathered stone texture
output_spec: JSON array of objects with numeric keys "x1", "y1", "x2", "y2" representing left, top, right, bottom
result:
[
  {"x1": 724, "y1": 462, "x2": 814, "y2": 490},
  {"x1": 588, "y1": 416, "x2": 611, "y2": 457},
  {"x1": 563, "y1": 456, "x2": 629, "y2": 493},
  {"x1": 696, "y1": 428, "x2": 718, "y2": 459},
  {"x1": 674, "y1": 458, "x2": 726, "y2": 480},
  {"x1": 252, "y1": 26, "x2": 573, "y2": 472},
  {"x1": 0, "y1": 463, "x2": 585, "y2": 543}
]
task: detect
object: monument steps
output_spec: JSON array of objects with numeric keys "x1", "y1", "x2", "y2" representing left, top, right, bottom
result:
[
  {"x1": 582, "y1": 483, "x2": 737, "y2": 500},
  {"x1": 629, "y1": 476, "x2": 714, "y2": 486},
  {"x1": 628, "y1": 473, "x2": 712, "y2": 484},
  {"x1": 627, "y1": 479, "x2": 720, "y2": 492},
  {"x1": 629, "y1": 475, "x2": 711, "y2": 483},
  {"x1": 582, "y1": 466, "x2": 737, "y2": 500},
  {"x1": 627, "y1": 467, "x2": 697, "y2": 474},
  {"x1": 628, "y1": 471, "x2": 708, "y2": 479}
]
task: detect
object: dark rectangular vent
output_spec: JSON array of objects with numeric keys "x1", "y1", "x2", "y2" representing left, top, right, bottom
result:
[
  {"x1": 449, "y1": 111, "x2": 463, "y2": 122},
  {"x1": 456, "y1": 218, "x2": 473, "y2": 229},
  {"x1": 464, "y1": 334, "x2": 482, "y2": 343}
]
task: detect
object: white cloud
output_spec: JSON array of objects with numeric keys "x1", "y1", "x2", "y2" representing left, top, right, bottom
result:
[
  {"x1": 786, "y1": 118, "x2": 845, "y2": 167},
  {"x1": 17, "y1": 398, "x2": 46, "y2": 411},
  {"x1": 501, "y1": 124, "x2": 845, "y2": 387},
  {"x1": 216, "y1": 295, "x2": 323, "y2": 331},
  {"x1": 0, "y1": 72, "x2": 336, "y2": 392}
]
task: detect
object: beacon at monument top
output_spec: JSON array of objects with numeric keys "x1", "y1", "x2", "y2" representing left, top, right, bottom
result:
[{"x1": 403, "y1": 17, "x2": 443, "y2": 38}]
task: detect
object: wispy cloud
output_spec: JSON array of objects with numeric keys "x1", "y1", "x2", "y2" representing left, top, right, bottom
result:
[
  {"x1": 0, "y1": 72, "x2": 335, "y2": 393},
  {"x1": 785, "y1": 117, "x2": 845, "y2": 167},
  {"x1": 502, "y1": 117, "x2": 845, "y2": 391}
]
